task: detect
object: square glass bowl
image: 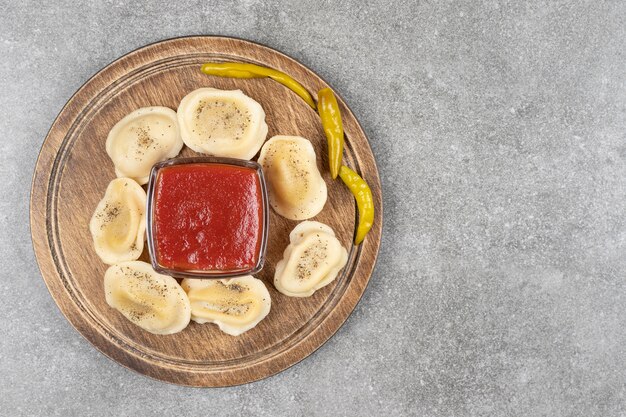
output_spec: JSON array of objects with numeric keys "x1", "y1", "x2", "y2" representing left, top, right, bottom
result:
[{"x1": 145, "y1": 156, "x2": 269, "y2": 279}]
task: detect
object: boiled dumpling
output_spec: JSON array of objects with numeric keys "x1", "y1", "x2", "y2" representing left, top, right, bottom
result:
[
  {"x1": 89, "y1": 178, "x2": 146, "y2": 265},
  {"x1": 274, "y1": 221, "x2": 348, "y2": 297},
  {"x1": 106, "y1": 106, "x2": 182, "y2": 185},
  {"x1": 177, "y1": 88, "x2": 268, "y2": 159},
  {"x1": 104, "y1": 261, "x2": 191, "y2": 335},
  {"x1": 181, "y1": 276, "x2": 271, "y2": 336},
  {"x1": 257, "y1": 136, "x2": 327, "y2": 220}
]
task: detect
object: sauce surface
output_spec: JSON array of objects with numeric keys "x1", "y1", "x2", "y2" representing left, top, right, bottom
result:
[{"x1": 153, "y1": 163, "x2": 263, "y2": 272}]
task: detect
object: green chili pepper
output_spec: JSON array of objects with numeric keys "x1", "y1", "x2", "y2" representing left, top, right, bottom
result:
[
  {"x1": 338, "y1": 165, "x2": 374, "y2": 244},
  {"x1": 317, "y1": 88, "x2": 344, "y2": 179},
  {"x1": 201, "y1": 62, "x2": 316, "y2": 109}
]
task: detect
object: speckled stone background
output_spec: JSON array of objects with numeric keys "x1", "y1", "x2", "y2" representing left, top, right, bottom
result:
[{"x1": 2, "y1": 1, "x2": 625, "y2": 416}]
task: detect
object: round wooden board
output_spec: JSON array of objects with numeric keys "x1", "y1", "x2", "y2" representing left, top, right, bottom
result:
[{"x1": 30, "y1": 36, "x2": 382, "y2": 387}]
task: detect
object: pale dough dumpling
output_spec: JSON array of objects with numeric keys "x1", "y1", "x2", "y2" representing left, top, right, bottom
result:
[
  {"x1": 177, "y1": 88, "x2": 268, "y2": 159},
  {"x1": 89, "y1": 178, "x2": 146, "y2": 265},
  {"x1": 181, "y1": 276, "x2": 271, "y2": 336},
  {"x1": 258, "y1": 136, "x2": 327, "y2": 220},
  {"x1": 106, "y1": 106, "x2": 183, "y2": 185},
  {"x1": 274, "y1": 221, "x2": 348, "y2": 297},
  {"x1": 104, "y1": 261, "x2": 191, "y2": 335}
]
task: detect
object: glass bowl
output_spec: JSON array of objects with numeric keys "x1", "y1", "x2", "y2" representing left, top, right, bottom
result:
[{"x1": 145, "y1": 156, "x2": 269, "y2": 279}]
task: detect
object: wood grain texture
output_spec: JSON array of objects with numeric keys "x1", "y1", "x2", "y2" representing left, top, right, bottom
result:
[{"x1": 30, "y1": 36, "x2": 382, "y2": 387}]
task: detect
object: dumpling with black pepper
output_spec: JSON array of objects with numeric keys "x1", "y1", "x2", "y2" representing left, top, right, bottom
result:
[
  {"x1": 106, "y1": 107, "x2": 183, "y2": 185},
  {"x1": 274, "y1": 221, "x2": 348, "y2": 297},
  {"x1": 181, "y1": 276, "x2": 271, "y2": 336},
  {"x1": 89, "y1": 178, "x2": 146, "y2": 265},
  {"x1": 177, "y1": 88, "x2": 268, "y2": 159},
  {"x1": 104, "y1": 261, "x2": 191, "y2": 335},
  {"x1": 258, "y1": 136, "x2": 327, "y2": 220}
]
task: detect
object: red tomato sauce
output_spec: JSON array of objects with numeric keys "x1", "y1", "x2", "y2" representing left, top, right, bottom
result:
[{"x1": 153, "y1": 163, "x2": 263, "y2": 272}]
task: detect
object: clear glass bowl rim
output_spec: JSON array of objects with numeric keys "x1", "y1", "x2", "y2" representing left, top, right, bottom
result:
[{"x1": 145, "y1": 156, "x2": 270, "y2": 279}]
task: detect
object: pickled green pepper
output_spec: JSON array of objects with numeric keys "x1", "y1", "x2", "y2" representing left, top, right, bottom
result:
[
  {"x1": 201, "y1": 62, "x2": 316, "y2": 109},
  {"x1": 317, "y1": 88, "x2": 344, "y2": 179},
  {"x1": 338, "y1": 165, "x2": 374, "y2": 244}
]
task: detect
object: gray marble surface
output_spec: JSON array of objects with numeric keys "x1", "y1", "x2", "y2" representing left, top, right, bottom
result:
[{"x1": 2, "y1": 1, "x2": 625, "y2": 416}]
